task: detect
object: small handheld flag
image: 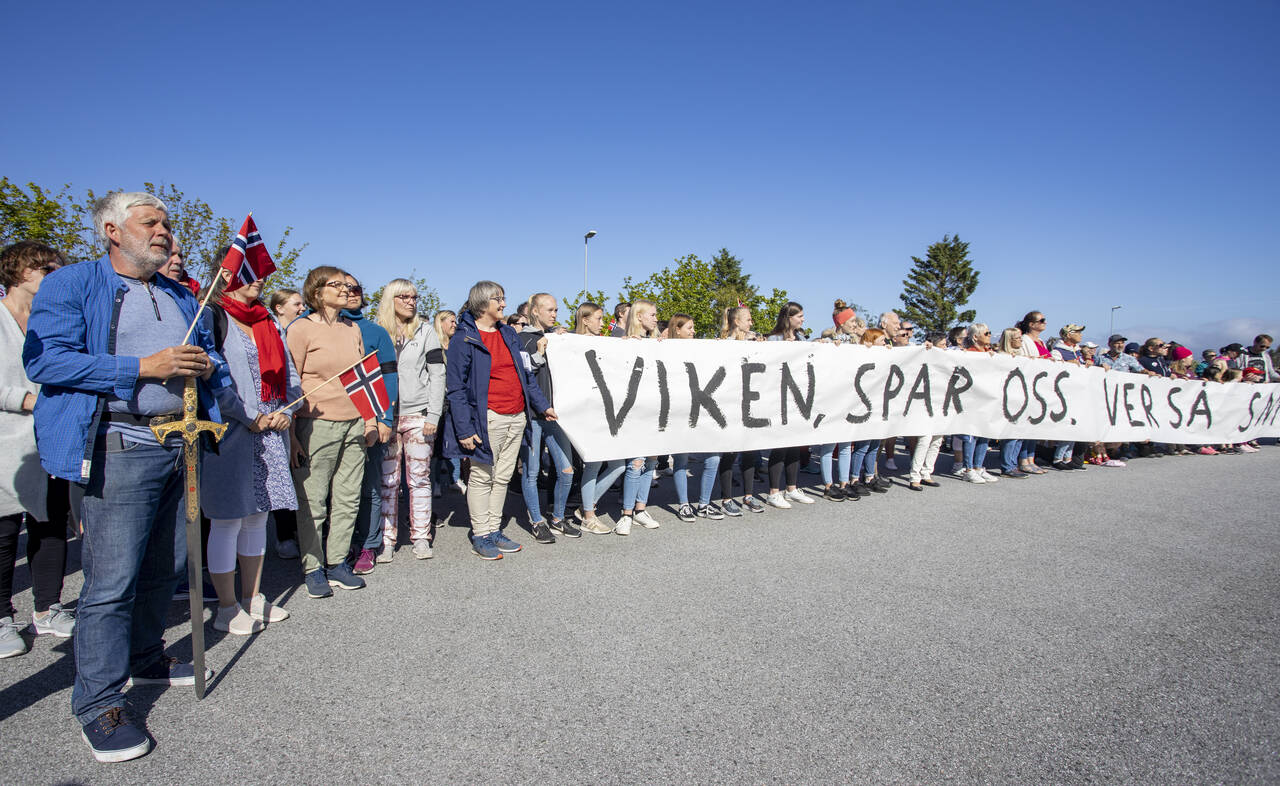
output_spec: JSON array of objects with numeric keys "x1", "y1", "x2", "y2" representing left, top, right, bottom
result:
[
  {"x1": 339, "y1": 354, "x2": 391, "y2": 421},
  {"x1": 220, "y1": 216, "x2": 276, "y2": 291}
]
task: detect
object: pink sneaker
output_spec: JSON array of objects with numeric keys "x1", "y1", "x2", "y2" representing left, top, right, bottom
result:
[
  {"x1": 353, "y1": 548, "x2": 376, "y2": 575},
  {"x1": 1197, "y1": 446, "x2": 1218, "y2": 456}
]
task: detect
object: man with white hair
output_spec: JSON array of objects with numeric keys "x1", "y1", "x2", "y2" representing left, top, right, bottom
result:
[{"x1": 23, "y1": 191, "x2": 236, "y2": 763}]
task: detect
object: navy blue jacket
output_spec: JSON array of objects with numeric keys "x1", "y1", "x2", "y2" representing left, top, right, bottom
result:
[{"x1": 444, "y1": 310, "x2": 551, "y2": 464}]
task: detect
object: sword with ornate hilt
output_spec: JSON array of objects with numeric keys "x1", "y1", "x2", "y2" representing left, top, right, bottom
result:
[{"x1": 151, "y1": 376, "x2": 227, "y2": 700}]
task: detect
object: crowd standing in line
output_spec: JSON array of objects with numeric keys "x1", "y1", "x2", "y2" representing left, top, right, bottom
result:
[{"x1": 3, "y1": 192, "x2": 1277, "y2": 763}]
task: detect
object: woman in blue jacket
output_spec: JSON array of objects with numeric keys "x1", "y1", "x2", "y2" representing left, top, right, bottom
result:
[{"x1": 444, "y1": 281, "x2": 555, "y2": 560}]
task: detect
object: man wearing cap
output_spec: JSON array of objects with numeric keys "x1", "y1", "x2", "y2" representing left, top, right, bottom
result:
[
  {"x1": 1097, "y1": 335, "x2": 1152, "y2": 375},
  {"x1": 1080, "y1": 341, "x2": 1099, "y2": 366},
  {"x1": 1051, "y1": 324, "x2": 1086, "y2": 364},
  {"x1": 1242, "y1": 335, "x2": 1279, "y2": 382}
]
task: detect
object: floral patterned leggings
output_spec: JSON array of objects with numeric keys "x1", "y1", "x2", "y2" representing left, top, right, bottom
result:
[{"x1": 379, "y1": 414, "x2": 435, "y2": 549}]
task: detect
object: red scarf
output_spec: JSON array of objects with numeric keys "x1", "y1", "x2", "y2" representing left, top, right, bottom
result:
[{"x1": 218, "y1": 296, "x2": 287, "y2": 402}]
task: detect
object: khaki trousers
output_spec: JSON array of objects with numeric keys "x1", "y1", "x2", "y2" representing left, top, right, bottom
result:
[
  {"x1": 466, "y1": 410, "x2": 526, "y2": 537},
  {"x1": 293, "y1": 417, "x2": 366, "y2": 573}
]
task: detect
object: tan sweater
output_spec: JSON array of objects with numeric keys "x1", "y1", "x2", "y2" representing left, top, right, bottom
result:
[{"x1": 286, "y1": 314, "x2": 365, "y2": 421}]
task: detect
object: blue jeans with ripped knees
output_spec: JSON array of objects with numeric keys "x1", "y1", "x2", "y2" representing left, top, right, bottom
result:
[
  {"x1": 581, "y1": 460, "x2": 625, "y2": 513},
  {"x1": 622, "y1": 457, "x2": 657, "y2": 511},
  {"x1": 672, "y1": 453, "x2": 721, "y2": 506},
  {"x1": 818, "y1": 443, "x2": 852, "y2": 485},
  {"x1": 520, "y1": 418, "x2": 574, "y2": 524},
  {"x1": 851, "y1": 439, "x2": 880, "y2": 480}
]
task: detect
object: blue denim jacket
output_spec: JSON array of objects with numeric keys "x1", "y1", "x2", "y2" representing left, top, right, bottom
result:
[{"x1": 22, "y1": 255, "x2": 230, "y2": 484}]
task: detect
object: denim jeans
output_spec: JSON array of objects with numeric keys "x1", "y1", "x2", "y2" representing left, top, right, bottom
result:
[
  {"x1": 1000, "y1": 438, "x2": 1023, "y2": 473},
  {"x1": 851, "y1": 439, "x2": 880, "y2": 480},
  {"x1": 672, "y1": 453, "x2": 721, "y2": 506},
  {"x1": 1053, "y1": 441, "x2": 1073, "y2": 463},
  {"x1": 817, "y1": 443, "x2": 851, "y2": 485},
  {"x1": 351, "y1": 440, "x2": 388, "y2": 557},
  {"x1": 622, "y1": 457, "x2": 657, "y2": 511},
  {"x1": 1019, "y1": 439, "x2": 1038, "y2": 460},
  {"x1": 581, "y1": 460, "x2": 625, "y2": 513},
  {"x1": 521, "y1": 418, "x2": 574, "y2": 524},
  {"x1": 959, "y1": 434, "x2": 989, "y2": 470},
  {"x1": 72, "y1": 436, "x2": 184, "y2": 725}
]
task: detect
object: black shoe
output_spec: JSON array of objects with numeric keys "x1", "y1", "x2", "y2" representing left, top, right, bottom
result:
[
  {"x1": 873, "y1": 476, "x2": 892, "y2": 493},
  {"x1": 849, "y1": 481, "x2": 868, "y2": 498},
  {"x1": 823, "y1": 485, "x2": 846, "y2": 501},
  {"x1": 549, "y1": 518, "x2": 581, "y2": 539},
  {"x1": 920, "y1": 479, "x2": 941, "y2": 487},
  {"x1": 531, "y1": 521, "x2": 557, "y2": 544},
  {"x1": 81, "y1": 707, "x2": 151, "y2": 763}
]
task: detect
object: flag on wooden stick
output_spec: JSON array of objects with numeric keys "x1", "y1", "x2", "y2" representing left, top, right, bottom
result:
[{"x1": 220, "y1": 215, "x2": 276, "y2": 291}]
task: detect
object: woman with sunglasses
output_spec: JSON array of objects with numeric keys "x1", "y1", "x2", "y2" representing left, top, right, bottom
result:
[{"x1": 286, "y1": 267, "x2": 376, "y2": 598}]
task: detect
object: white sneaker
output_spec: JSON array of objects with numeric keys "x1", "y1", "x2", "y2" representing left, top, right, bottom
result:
[
  {"x1": 375, "y1": 547, "x2": 395, "y2": 564},
  {"x1": 614, "y1": 515, "x2": 633, "y2": 536},
  {"x1": 766, "y1": 492, "x2": 792, "y2": 509},
  {"x1": 784, "y1": 489, "x2": 815, "y2": 504},
  {"x1": 213, "y1": 605, "x2": 263, "y2": 635},
  {"x1": 979, "y1": 468, "x2": 999, "y2": 483},
  {"x1": 965, "y1": 469, "x2": 987, "y2": 484},
  {"x1": 885, "y1": 458, "x2": 898, "y2": 471},
  {"x1": 633, "y1": 510, "x2": 660, "y2": 529},
  {"x1": 245, "y1": 593, "x2": 290, "y2": 623},
  {"x1": 412, "y1": 539, "x2": 434, "y2": 559}
]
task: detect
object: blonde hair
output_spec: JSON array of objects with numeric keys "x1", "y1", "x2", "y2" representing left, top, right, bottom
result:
[
  {"x1": 997, "y1": 327, "x2": 1022, "y2": 355},
  {"x1": 574, "y1": 302, "x2": 603, "y2": 335},
  {"x1": 626, "y1": 299, "x2": 658, "y2": 338},
  {"x1": 720, "y1": 306, "x2": 750, "y2": 340},
  {"x1": 377, "y1": 278, "x2": 421, "y2": 342},
  {"x1": 434, "y1": 309, "x2": 456, "y2": 350}
]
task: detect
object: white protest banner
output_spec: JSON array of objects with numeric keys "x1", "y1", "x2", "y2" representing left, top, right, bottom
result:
[{"x1": 545, "y1": 334, "x2": 1280, "y2": 462}]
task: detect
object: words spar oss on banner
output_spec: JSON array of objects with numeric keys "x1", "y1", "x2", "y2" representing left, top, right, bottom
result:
[{"x1": 544, "y1": 334, "x2": 1280, "y2": 462}]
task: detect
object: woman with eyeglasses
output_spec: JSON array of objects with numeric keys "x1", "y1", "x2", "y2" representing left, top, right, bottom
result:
[
  {"x1": 286, "y1": 266, "x2": 375, "y2": 598},
  {"x1": 573, "y1": 302, "x2": 627, "y2": 534},
  {"x1": 0, "y1": 242, "x2": 75, "y2": 658},
  {"x1": 372, "y1": 279, "x2": 446, "y2": 565},
  {"x1": 956, "y1": 323, "x2": 999, "y2": 484},
  {"x1": 444, "y1": 281, "x2": 555, "y2": 560}
]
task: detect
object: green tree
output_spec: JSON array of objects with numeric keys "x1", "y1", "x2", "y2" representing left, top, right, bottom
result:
[
  {"x1": 897, "y1": 234, "x2": 980, "y2": 337},
  {"x1": 0, "y1": 178, "x2": 96, "y2": 261},
  {"x1": 619, "y1": 254, "x2": 720, "y2": 335}
]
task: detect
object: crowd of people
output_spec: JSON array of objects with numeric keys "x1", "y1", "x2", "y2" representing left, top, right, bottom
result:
[{"x1": 1, "y1": 192, "x2": 1276, "y2": 763}]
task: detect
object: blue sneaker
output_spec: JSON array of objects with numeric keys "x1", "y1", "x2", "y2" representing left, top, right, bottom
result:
[
  {"x1": 81, "y1": 707, "x2": 151, "y2": 763},
  {"x1": 326, "y1": 562, "x2": 366, "y2": 591},
  {"x1": 303, "y1": 569, "x2": 332, "y2": 598},
  {"x1": 126, "y1": 656, "x2": 213, "y2": 687},
  {"x1": 491, "y1": 530, "x2": 522, "y2": 553},
  {"x1": 470, "y1": 533, "x2": 503, "y2": 560}
]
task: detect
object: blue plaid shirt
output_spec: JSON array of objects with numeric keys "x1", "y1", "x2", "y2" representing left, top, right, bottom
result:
[
  {"x1": 1096, "y1": 351, "x2": 1144, "y2": 374},
  {"x1": 22, "y1": 255, "x2": 230, "y2": 483}
]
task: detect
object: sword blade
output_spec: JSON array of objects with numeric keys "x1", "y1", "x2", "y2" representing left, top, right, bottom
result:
[{"x1": 184, "y1": 444, "x2": 207, "y2": 699}]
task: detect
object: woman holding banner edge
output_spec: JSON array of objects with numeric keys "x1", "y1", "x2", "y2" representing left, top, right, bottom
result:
[
  {"x1": 764, "y1": 302, "x2": 816, "y2": 508},
  {"x1": 573, "y1": 302, "x2": 627, "y2": 534}
]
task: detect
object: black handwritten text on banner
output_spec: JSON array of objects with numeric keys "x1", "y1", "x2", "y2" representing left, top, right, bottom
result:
[{"x1": 545, "y1": 335, "x2": 1280, "y2": 462}]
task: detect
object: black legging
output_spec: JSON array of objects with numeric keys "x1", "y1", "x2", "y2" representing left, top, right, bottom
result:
[
  {"x1": 0, "y1": 476, "x2": 70, "y2": 616},
  {"x1": 768, "y1": 445, "x2": 808, "y2": 490},
  {"x1": 719, "y1": 450, "x2": 761, "y2": 499}
]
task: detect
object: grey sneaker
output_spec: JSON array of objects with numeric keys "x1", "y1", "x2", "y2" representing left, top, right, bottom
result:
[
  {"x1": 721, "y1": 499, "x2": 743, "y2": 517},
  {"x1": 412, "y1": 539, "x2": 433, "y2": 559},
  {"x1": 375, "y1": 547, "x2": 395, "y2": 564},
  {"x1": 32, "y1": 603, "x2": 75, "y2": 638},
  {"x1": 0, "y1": 616, "x2": 27, "y2": 658}
]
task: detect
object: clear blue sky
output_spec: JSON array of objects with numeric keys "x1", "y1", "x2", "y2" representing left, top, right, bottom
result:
[{"x1": 3, "y1": 0, "x2": 1276, "y2": 351}]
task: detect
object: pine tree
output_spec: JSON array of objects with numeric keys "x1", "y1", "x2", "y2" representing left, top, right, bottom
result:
[{"x1": 897, "y1": 235, "x2": 980, "y2": 337}]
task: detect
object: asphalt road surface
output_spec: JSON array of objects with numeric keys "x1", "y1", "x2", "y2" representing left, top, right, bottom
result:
[{"x1": 2, "y1": 448, "x2": 1278, "y2": 784}]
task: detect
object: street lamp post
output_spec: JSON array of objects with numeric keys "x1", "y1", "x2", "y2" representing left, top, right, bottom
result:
[
  {"x1": 584, "y1": 230, "x2": 597, "y2": 293},
  {"x1": 1110, "y1": 305, "x2": 1122, "y2": 337}
]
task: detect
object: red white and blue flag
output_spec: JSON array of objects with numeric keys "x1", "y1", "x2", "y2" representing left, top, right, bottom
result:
[
  {"x1": 339, "y1": 354, "x2": 391, "y2": 421},
  {"x1": 220, "y1": 215, "x2": 276, "y2": 291}
]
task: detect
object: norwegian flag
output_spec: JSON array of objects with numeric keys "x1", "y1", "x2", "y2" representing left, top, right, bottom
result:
[
  {"x1": 339, "y1": 354, "x2": 391, "y2": 421},
  {"x1": 219, "y1": 215, "x2": 276, "y2": 291}
]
